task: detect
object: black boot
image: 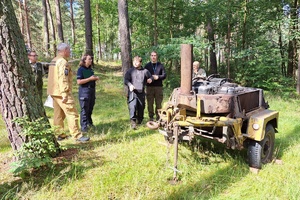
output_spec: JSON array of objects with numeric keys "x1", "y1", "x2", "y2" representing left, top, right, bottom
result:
[
  {"x1": 130, "y1": 119, "x2": 137, "y2": 130},
  {"x1": 137, "y1": 118, "x2": 143, "y2": 125}
]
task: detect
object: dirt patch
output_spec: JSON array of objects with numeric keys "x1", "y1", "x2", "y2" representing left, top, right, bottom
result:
[
  {"x1": 0, "y1": 148, "x2": 79, "y2": 175},
  {"x1": 53, "y1": 148, "x2": 79, "y2": 163},
  {"x1": 0, "y1": 153, "x2": 13, "y2": 174}
]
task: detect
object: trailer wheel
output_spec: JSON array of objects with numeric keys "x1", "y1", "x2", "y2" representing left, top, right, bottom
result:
[{"x1": 248, "y1": 124, "x2": 275, "y2": 169}]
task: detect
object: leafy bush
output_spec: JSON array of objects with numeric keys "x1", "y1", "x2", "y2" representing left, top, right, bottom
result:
[{"x1": 10, "y1": 117, "x2": 61, "y2": 176}]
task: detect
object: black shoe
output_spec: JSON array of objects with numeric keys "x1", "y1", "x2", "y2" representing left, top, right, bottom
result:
[
  {"x1": 76, "y1": 136, "x2": 90, "y2": 142},
  {"x1": 57, "y1": 134, "x2": 69, "y2": 141}
]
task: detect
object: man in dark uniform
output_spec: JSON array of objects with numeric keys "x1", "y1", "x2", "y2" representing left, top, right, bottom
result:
[
  {"x1": 144, "y1": 51, "x2": 167, "y2": 121},
  {"x1": 28, "y1": 50, "x2": 44, "y2": 98},
  {"x1": 124, "y1": 56, "x2": 153, "y2": 129}
]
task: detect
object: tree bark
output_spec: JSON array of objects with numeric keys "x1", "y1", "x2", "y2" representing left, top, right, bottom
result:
[
  {"x1": 0, "y1": 0, "x2": 58, "y2": 152},
  {"x1": 42, "y1": 0, "x2": 50, "y2": 57},
  {"x1": 70, "y1": 0, "x2": 76, "y2": 46},
  {"x1": 153, "y1": 0, "x2": 158, "y2": 46},
  {"x1": 84, "y1": 0, "x2": 93, "y2": 57},
  {"x1": 96, "y1": 2, "x2": 102, "y2": 60},
  {"x1": 23, "y1": 0, "x2": 32, "y2": 49},
  {"x1": 55, "y1": 0, "x2": 64, "y2": 42},
  {"x1": 46, "y1": 0, "x2": 57, "y2": 56},
  {"x1": 118, "y1": 0, "x2": 132, "y2": 76},
  {"x1": 206, "y1": 18, "x2": 217, "y2": 74},
  {"x1": 226, "y1": 0, "x2": 232, "y2": 79},
  {"x1": 18, "y1": 0, "x2": 24, "y2": 36},
  {"x1": 287, "y1": 0, "x2": 298, "y2": 78}
]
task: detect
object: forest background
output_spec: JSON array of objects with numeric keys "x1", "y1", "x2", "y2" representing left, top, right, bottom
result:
[
  {"x1": 12, "y1": 0, "x2": 300, "y2": 92},
  {"x1": 1, "y1": 0, "x2": 300, "y2": 199}
]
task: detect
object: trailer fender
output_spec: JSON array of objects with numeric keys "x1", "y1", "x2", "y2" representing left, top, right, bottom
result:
[{"x1": 246, "y1": 109, "x2": 279, "y2": 141}]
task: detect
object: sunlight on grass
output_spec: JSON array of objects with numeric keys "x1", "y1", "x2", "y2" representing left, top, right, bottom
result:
[
  {"x1": 0, "y1": 116, "x2": 10, "y2": 153},
  {"x1": 2, "y1": 64, "x2": 300, "y2": 199}
]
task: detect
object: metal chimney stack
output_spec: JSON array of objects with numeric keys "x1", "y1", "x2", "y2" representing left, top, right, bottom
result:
[{"x1": 180, "y1": 44, "x2": 193, "y2": 94}]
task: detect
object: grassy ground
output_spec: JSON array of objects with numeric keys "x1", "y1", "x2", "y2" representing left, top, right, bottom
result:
[{"x1": 1, "y1": 62, "x2": 300, "y2": 199}]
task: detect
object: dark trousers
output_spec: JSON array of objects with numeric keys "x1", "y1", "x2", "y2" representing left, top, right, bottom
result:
[
  {"x1": 146, "y1": 86, "x2": 163, "y2": 119},
  {"x1": 128, "y1": 91, "x2": 145, "y2": 123},
  {"x1": 79, "y1": 87, "x2": 95, "y2": 132}
]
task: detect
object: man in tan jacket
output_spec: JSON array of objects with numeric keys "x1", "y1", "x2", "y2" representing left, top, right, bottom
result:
[{"x1": 47, "y1": 43, "x2": 90, "y2": 142}]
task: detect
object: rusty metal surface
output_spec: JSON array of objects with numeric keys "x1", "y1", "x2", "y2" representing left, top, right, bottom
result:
[
  {"x1": 197, "y1": 94, "x2": 234, "y2": 114},
  {"x1": 180, "y1": 44, "x2": 192, "y2": 95},
  {"x1": 238, "y1": 90, "x2": 260, "y2": 113}
]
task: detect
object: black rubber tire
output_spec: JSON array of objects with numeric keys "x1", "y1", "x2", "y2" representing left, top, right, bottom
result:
[{"x1": 248, "y1": 124, "x2": 275, "y2": 169}]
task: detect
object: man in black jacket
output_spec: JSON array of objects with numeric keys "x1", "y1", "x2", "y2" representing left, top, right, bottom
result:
[
  {"x1": 144, "y1": 51, "x2": 167, "y2": 121},
  {"x1": 28, "y1": 50, "x2": 44, "y2": 98},
  {"x1": 124, "y1": 56, "x2": 153, "y2": 129}
]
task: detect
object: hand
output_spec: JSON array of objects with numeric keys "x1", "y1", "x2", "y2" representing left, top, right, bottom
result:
[
  {"x1": 153, "y1": 75, "x2": 159, "y2": 80},
  {"x1": 129, "y1": 85, "x2": 135, "y2": 92},
  {"x1": 90, "y1": 75, "x2": 99, "y2": 81},
  {"x1": 62, "y1": 96, "x2": 68, "y2": 103},
  {"x1": 93, "y1": 75, "x2": 99, "y2": 81},
  {"x1": 147, "y1": 78, "x2": 152, "y2": 84}
]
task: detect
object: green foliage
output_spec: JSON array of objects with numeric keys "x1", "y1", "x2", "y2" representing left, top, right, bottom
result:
[
  {"x1": 10, "y1": 117, "x2": 61, "y2": 176},
  {"x1": 2, "y1": 63, "x2": 300, "y2": 199}
]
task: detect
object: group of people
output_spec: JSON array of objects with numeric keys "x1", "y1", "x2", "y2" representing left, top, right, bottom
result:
[
  {"x1": 124, "y1": 53, "x2": 207, "y2": 130},
  {"x1": 29, "y1": 43, "x2": 98, "y2": 142},
  {"x1": 28, "y1": 43, "x2": 206, "y2": 141},
  {"x1": 124, "y1": 51, "x2": 166, "y2": 129}
]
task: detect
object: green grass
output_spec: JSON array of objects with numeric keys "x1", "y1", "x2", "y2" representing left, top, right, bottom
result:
[{"x1": 1, "y1": 63, "x2": 300, "y2": 199}]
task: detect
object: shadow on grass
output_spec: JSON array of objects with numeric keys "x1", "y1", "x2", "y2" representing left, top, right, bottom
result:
[
  {"x1": 62, "y1": 118, "x2": 157, "y2": 152},
  {"x1": 152, "y1": 120, "x2": 299, "y2": 199},
  {"x1": 164, "y1": 161, "x2": 249, "y2": 200},
  {"x1": 274, "y1": 124, "x2": 300, "y2": 159},
  {"x1": 0, "y1": 147, "x2": 106, "y2": 199},
  {"x1": 152, "y1": 140, "x2": 250, "y2": 200}
]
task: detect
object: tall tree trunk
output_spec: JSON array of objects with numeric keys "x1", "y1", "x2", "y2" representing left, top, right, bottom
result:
[
  {"x1": 42, "y1": 0, "x2": 50, "y2": 57},
  {"x1": 23, "y1": 0, "x2": 32, "y2": 49},
  {"x1": 297, "y1": 53, "x2": 300, "y2": 93},
  {"x1": 287, "y1": 0, "x2": 298, "y2": 78},
  {"x1": 169, "y1": 0, "x2": 174, "y2": 39},
  {"x1": 118, "y1": 0, "x2": 132, "y2": 76},
  {"x1": 153, "y1": 0, "x2": 158, "y2": 46},
  {"x1": 84, "y1": 0, "x2": 93, "y2": 56},
  {"x1": 226, "y1": 0, "x2": 232, "y2": 79},
  {"x1": 18, "y1": 0, "x2": 24, "y2": 35},
  {"x1": 46, "y1": 0, "x2": 57, "y2": 56},
  {"x1": 0, "y1": 0, "x2": 59, "y2": 151},
  {"x1": 55, "y1": 0, "x2": 64, "y2": 42},
  {"x1": 206, "y1": 18, "x2": 217, "y2": 74},
  {"x1": 70, "y1": 0, "x2": 76, "y2": 46},
  {"x1": 278, "y1": 24, "x2": 286, "y2": 76},
  {"x1": 96, "y1": 2, "x2": 102, "y2": 60}
]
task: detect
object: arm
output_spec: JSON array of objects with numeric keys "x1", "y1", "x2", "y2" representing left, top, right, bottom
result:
[
  {"x1": 124, "y1": 69, "x2": 135, "y2": 91},
  {"x1": 152, "y1": 63, "x2": 166, "y2": 80},
  {"x1": 77, "y1": 76, "x2": 99, "y2": 85},
  {"x1": 57, "y1": 59, "x2": 69, "y2": 100},
  {"x1": 158, "y1": 63, "x2": 166, "y2": 80},
  {"x1": 37, "y1": 62, "x2": 45, "y2": 76},
  {"x1": 145, "y1": 69, "x2": 154, "y2": 83}
]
